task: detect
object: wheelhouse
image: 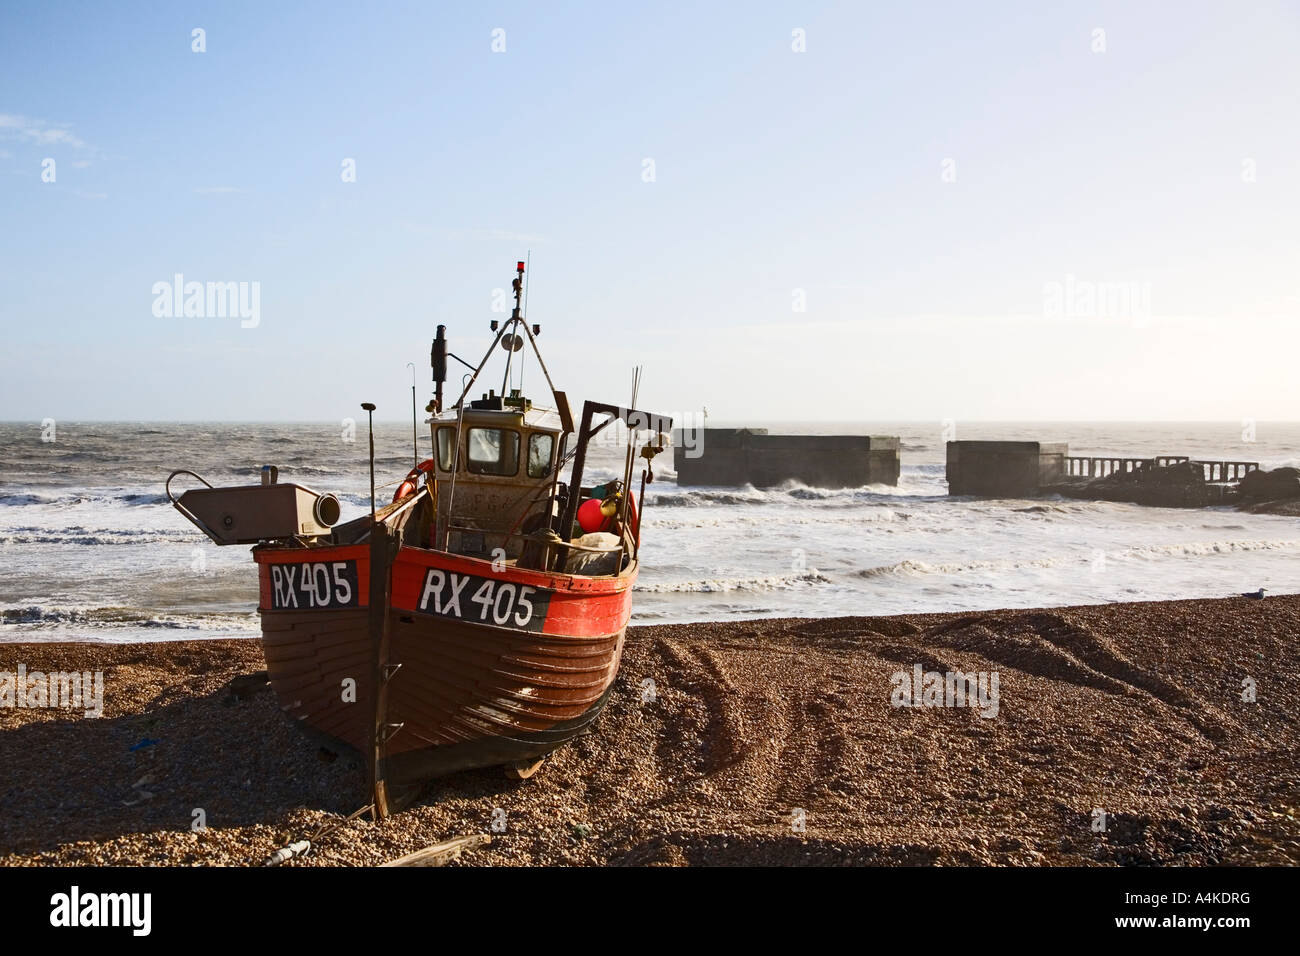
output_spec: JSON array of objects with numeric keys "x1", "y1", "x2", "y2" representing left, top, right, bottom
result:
[
  {"x1": 427, "y1": 396, "x2": 566, "y2": 560},
  {"x1": 397, "y1": 261, "x2": 672, "y2": 579}
]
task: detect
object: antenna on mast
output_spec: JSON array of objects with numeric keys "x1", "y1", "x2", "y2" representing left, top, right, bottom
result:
[
  {"x1": 522, "y1": 251, "x2": 531, "y2": 320},
  {"x1": 406, "y1": 362, "x2": 418, "y2": 470},
  {"x1": 500, "y1": 259, "x2": 526, "y2": 395},
  {"x1": 518, "y1": 251, "x2": 531, "y2": 391}
]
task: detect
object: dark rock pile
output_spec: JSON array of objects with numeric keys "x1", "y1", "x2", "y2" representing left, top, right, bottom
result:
[
  {"x1": 1080, "y1": 460, "x2": 1210, "y2": 508},
  {"x1": 1238, "y1": 467, "x2": 1300, "y2": 502}
]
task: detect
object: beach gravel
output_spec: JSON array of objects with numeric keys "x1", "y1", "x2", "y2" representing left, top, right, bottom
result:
[{"x1": 2, "y1": 595, "x2": 1298, "y2": 866}]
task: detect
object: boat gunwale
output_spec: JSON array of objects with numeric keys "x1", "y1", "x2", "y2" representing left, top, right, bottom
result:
[{"x1": 254, "y1": 541, "x2": 637, "y2": 594}]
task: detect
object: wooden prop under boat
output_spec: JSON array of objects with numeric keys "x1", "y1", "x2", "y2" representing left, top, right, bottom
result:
[{"x1": 167, "y1": 261, "x2": 672, "y2": 816}]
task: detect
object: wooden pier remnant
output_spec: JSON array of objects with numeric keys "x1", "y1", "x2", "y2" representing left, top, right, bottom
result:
[{"x1": 673, "y1": 428, "x2": 900, "y2": 488}]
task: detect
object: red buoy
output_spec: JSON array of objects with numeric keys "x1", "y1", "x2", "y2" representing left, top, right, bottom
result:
[{"x1": 577, "y1": 498, "x2": 610, "y2": 534}]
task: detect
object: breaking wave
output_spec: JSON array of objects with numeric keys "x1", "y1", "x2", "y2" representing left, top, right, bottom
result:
[
  {"x1": 1, "y1": 605, "x2": 260, "y2": 632},
  {"x1": 637, "y1": 571, "x2": 832, "y2": 593},
  {"x1": 649, "y1": 489, "x2": 773, "y2": 508},
  {"x1": 1116, "y1": 539, "x2": 1299, "y2": 560},
  {"x1": 0, "y1": 491, "x2": 169, "y2": 508},
  {"x1": 854, "y1": 556, "x2": 1071, "y2": 578},
  {"x1": 0, "y1": 527, "x2": 198, "y2": 546},
  {"x1": 851, "y1": 539, "x2": 1299, "y2": 579}
]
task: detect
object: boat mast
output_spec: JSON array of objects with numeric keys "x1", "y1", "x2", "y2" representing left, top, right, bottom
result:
[
  {"x1": 449, "y1": 263, "x2": 562, "y2": 414},
  {"x1": 499, "y1": 260, "x2": 525, "y2": 395},
  {"x1": 431, "y1": 325, "x2": 447, "y2": 413},
  {"x1": 437, "y1": 260, "x2": 576, "y2": 550}
]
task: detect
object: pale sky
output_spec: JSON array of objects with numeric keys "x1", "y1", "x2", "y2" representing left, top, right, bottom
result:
[{"x1": 2, "y1": 1, "x2": 1297, "y2": 423}]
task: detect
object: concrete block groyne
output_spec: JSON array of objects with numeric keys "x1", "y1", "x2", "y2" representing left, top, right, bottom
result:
[
  {"x1": 673, "y1": 428, "x2": 900, "y2": 488},
  {"x1": 945, "y1": 440, "x2": 1271, "y2": 508},
  {"x1": 945, "y1": 441, "x2": 1068, "y2": 497}
]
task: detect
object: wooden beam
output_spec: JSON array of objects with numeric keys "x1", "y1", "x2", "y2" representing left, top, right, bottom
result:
[
  {"x1": 368, "y1": 522, "x2": 400, "y2": 821},
  {"x1": 381, "y1": 834, "x2": 491, "y2": 867}
]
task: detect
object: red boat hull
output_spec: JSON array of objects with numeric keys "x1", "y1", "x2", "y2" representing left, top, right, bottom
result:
[{"x1": 254, "y1": 544, "x2": 634, "y2": 780}]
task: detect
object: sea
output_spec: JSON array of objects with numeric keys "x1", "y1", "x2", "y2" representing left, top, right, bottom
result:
[{"x1": 1, "y1": 420, "x2": 1297, "y2": 643}]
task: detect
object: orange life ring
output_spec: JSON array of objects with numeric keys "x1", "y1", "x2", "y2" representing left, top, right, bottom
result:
[{"x1": 392, "y1": 459, "x2": 437, "y2": 503}]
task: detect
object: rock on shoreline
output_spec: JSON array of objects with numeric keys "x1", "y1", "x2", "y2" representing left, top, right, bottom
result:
[
  {"x1": 2, "y1": 595, "x2": 1299, "y2": 866},
  {"x1": 1047, "y1": 463, "x2": 1300, "y2": 511}
]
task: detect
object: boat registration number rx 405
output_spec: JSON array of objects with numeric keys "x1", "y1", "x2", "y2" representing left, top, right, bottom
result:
[
  {"x1": 270, "y1": 560, "x2": 360, "y2": 610},
  {"x1": 417, "y1": 569, "x2": 551, "y2": 632}
]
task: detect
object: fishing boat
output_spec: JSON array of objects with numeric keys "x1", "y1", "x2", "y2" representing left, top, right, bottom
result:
[{"x1": 167, "y1": 261, "x2": 672, "y2": 815}]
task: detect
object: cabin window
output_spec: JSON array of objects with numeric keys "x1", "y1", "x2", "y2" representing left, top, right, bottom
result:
[
  {"x1": 467, "y1": 428, "x2": 520, "y2": 476},
  {"x1": 436, "y1": 427, "x2": 457, "y2": 471},
  {"x1": 528, "y1": 433, "x2": 554, "y2": 478}
]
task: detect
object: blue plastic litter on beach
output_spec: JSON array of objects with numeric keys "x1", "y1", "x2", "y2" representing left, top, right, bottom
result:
[{"x1": 129, "y1": 738, "x2": 160, "y2": 752}]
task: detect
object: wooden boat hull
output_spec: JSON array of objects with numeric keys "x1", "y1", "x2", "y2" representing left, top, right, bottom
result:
[{"x1": 254, "y1": 543, "x2": 633, "y2": 780}]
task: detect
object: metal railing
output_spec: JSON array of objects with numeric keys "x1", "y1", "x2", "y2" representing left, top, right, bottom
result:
[
  {"x1": 1190, "y1": 460, "x2": 1259, "y2": 482},
  {"x1": 1063, "y1": 456, "x2": 1258, "y2": 483},
  {"x1": 1064, "y1": 456, "x2": 1155, "y2": 478}
]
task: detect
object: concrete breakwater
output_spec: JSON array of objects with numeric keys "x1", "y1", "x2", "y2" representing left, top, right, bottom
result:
[
  {"x1": 672, "y1": 428, "x2": 900, "y2": 489},
  {"x1": 668, "y1": 430, "x2": 1297, "y2": 511},
  {"x1": 946, "y1": 440, "x2": 1297, "y2": 509},
  {"x1": 945, "y1": 441, "x2": 1069, "y2": 497}
]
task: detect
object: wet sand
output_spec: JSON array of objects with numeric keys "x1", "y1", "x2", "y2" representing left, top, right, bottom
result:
[{"x1": 2, "y1": 595, "x2": 1298, "y2": 866}]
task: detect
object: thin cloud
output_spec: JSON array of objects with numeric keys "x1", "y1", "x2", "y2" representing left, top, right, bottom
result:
[
  {"x1": 193, "y1": 186, "x2": 245, "y2": 194},
  {"x1": 0, "y1": 113, "x2": 90, "y2": 149}
]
